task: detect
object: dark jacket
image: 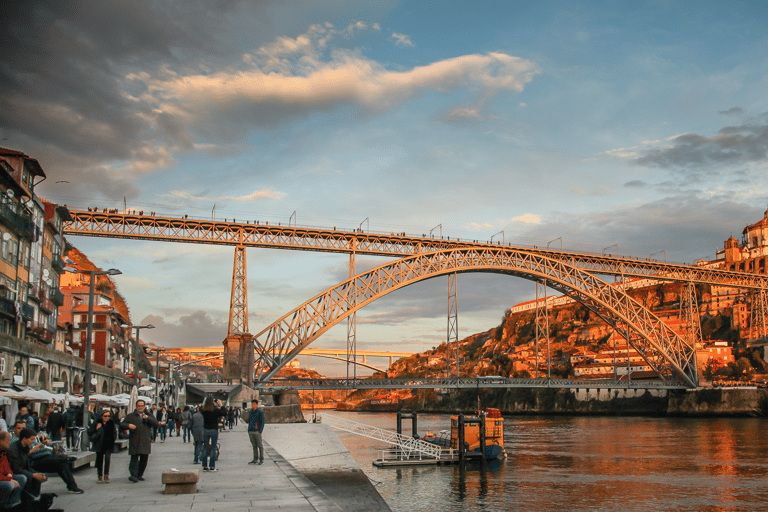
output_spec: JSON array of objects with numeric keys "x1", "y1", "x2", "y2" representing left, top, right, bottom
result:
[
  {"x1": 247, "y1": 408, "x2": 265, "y2": 433},
  {"x1": 120, "y1": 410, "x2": 158, "y2": 455},
  {"x1": 202, "y1": 408, "x2": 226, "y2": 430},
  {"x1": 191, "y1": 411, "x2": 204, "y2": 443},
  {"x1": 46, "y1": 411, "x2": 63, "y2": 434},
  {"x1": 7, "y1": 440, "x2": 33, "y2": 480},
  {"x1": 88, "y1": 418, "x2": 118, "y2": 453}
]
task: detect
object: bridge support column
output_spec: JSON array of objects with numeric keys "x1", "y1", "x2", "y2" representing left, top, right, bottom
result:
[
  {"x1": 447, "y1": 272, "x2": 458, "y2": 377},
  {"x1": 750, "y1": 290, "x2": 768, "y2": 341},
  {"x1": 347, "y1": 242, "x2": 357, "y2": 382},
  {"x1": 680, "y1": 282, "x2": 703, "y2": 349},
  {"x1": 223, "y1": 245, "x2": 254, "y2": 384},
  {"x1": 535, "y1": 281, "x2": 550, "y2": 378}
]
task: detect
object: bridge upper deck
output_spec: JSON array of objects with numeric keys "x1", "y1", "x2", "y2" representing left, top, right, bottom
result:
[{"x1": 63, "y1": 210, "x2": 768, "y2": 289}]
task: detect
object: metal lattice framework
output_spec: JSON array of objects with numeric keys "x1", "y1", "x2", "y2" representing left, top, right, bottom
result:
[
  {"x1": 258, "y1": 376, "x2": 688, "y2": 390},
  {"x1": 228, "y1": 246, "x2": 248, "y2": 335},
  {"x1": 63, "y1": 210, "x2": 768, "y2": 289},
  {"x1": 254, "y1": 247, "x2": 700, "y2": 387}
]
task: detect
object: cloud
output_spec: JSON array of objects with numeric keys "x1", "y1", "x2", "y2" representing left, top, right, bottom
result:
[
  {"x1": 0, "y1": 0, "x2": 246, "y2": 199},
  {"x1": 1, "y1": 6, "x2": 539, "y2": 197},
  {"x1": 140, "y1": 311, "x2": 228, "y2": 347},
  {"x1": 719, "y1": 107, "x2": 744, "y2": 116},
  {"x1": 633, "y1": 114, "x2": 768, "y2": 169},
  {"x1": 512, "y1": 193, "x2": 766, "y2": 261},
  {"x1": 391, "y1": 32, "x2": 414, "y2": 47},
  {"x1": 164, "y1": 187, "x2": 285, "y2": 203},
  {"x1": 465, "y1": 213, "x2": 540, "y2": 232},
  {"x1": 624, "y1": 180, "x2": 646, "y2": 188},
  {"x1": 142, "y1": 28, "x2": 539, "y2": 142}
]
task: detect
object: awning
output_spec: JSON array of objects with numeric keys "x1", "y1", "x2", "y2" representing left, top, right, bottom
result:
[{"x1": 28, "y1": 358, "x2": 45, "y2": 366}]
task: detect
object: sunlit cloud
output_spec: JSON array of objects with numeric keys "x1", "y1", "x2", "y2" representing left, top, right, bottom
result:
[
  {"x1": 164, "y1": 188, "x2": 285, "y2": 203},
  {"x1": 391, "y1": 32, "x2": 414, "y2": 47}
]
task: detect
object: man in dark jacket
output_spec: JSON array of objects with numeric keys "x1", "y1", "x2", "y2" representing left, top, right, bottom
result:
[
  {"x1": 63, "y1": 405, "x2": 78, "y2": 450},
  {"x1": 12, "y1": 421, "x2": 83, "y2": 493},
  {"x1": 7, "y1": 428, "x2": 48, "y2": 502},
  {"x1": 119, "y1": 400, "x2": 158, "y2": 483},
  {"x1": 247, "y1": 399, "x2": 265, "y2": 465},
  {"x1": 45, "y1": 406, "x2": 64, "y2": 442}
]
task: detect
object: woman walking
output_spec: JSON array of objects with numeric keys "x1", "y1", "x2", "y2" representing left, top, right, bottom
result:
[
  {"x1": 200, "y1": 397, "x2": 227, "y2": 472},
  {"x1": 157, "y1": 407, "x2": 168, "y2": 442},
  {"x1": 88, "y1": 410, "x2": 117, "y2": 483}
]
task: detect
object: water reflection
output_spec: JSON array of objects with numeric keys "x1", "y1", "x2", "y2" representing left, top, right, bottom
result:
[{"x1": 331, "y1": 412, "x2": 768, "y2": 512}]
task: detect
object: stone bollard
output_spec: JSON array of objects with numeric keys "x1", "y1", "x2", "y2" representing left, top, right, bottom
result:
[{"x1": 162, "y1": 470, "x2": 199, "y2": 494}]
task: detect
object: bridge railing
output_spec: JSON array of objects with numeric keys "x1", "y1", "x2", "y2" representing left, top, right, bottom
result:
[{"x1": 256, "y1": 376, "x2": 689, "y2": 390}]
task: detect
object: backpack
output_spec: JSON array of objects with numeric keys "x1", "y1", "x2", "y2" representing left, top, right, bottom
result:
[{"x1": 63, "y1": 410, "x2": 76, "y2": 429}]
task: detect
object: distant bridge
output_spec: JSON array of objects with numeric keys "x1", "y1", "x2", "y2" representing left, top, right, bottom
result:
[{"x1": 165, "y1": 346, "x2": 413, "y2": 372}]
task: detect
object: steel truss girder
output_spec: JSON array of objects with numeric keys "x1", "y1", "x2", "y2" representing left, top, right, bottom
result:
[
  {"x1": 257, "y1": 377, "x2": 688, "y2": 391},
  {"x1": 254, "y1": 248, "x2": 700, "y2": 387},
  {"x1": 64, "y1": 210, "x2": 768, "y2": 290}
]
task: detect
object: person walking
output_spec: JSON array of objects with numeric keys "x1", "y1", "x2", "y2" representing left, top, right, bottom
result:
[
  {"x1": 191, "y1": 406, "x2": 204, "y2": 464},
  {"x1": 174, "y1": 408, "x2": 182, "y2": 437},
  {"x1": 88, "y1": 410, "x2": 118, "y2": 483},
  {"x1": 45, "y1": 405, "x2": 63, "y2": 442},
  {"x1": 120, "y1": 400, "x2": 159, "y2": 483},
  {"x1": 180, "y1": 406, "x2": 192, "y2": 443},
  {"x1": 63, "y1": 404, "x2": 78, "y2": 450},
  {"x1": 247, "y1": 399, "x2": 265, "y2": 465},
  {"x1": 200, "y1": 397, "x2": 226, "y2": 472},
  {"x1": 156, "y1": 407, "x2": 168, "y2": 442}
]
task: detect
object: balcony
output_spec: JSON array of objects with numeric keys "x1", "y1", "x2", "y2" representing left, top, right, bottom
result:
[
  {"x1": 51, "y1": 253, "x2": 66, "y2": 272},
  {"x1": 28, "y1": 322, "x2": 54, "y2": 344},
  {"x1": 20, "y1": 302, "x2": 33, "y2": 320},
  {"x1": 74, "y1": 321, "x2": 110, "y2": 330},
  {"x1": 39, "y1": 296, "x2": 54, "y2": 313},
  {"x1": 0, "y1": 201, "x2": 35, "y2": 240},
  {"x1": 0, "y1": 297, "x2": 15, "y2": 320},
  {"x1": 50, "y1": 289, "x2": 64, "y2": 306}
]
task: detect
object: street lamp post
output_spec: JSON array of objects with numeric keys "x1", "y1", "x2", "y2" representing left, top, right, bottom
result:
[
  {"x1": 121, "y1": 323, "x2": 155, "y2": 378},
  {"x1": 64, "y1": 266, "x2": 122, "y2": 429},
  {"x1": 154, "y1": 347, "x2": 165, "y2": 406}
]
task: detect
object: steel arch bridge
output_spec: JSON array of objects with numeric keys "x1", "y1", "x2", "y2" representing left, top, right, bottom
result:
[{"x1": 254, "y1": 247, "x2": 700, "y2": 387}]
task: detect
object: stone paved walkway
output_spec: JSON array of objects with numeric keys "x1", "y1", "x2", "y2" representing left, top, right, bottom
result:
[{"x1": 40, "y1": 422, "x2": 348, "y2": 512}]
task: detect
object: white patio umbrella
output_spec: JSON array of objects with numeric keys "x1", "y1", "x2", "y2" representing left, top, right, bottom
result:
[{"x1": 128, "y1": 385, "x2": 139, "y2": 412}]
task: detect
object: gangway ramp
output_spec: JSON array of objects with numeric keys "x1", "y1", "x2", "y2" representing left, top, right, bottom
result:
[{"x1": 322, "y1": 414, "x2": 442, "y2": 460}]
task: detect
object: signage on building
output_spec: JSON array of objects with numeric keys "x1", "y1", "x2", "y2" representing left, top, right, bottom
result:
[{"x1": 51, "y1": 380, "x2": 64, "y2": 389}]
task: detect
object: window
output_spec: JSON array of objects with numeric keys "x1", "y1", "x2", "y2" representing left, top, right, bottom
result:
[
  {"x1": 1, "y1": 234, "x2": 18, "y2": 266},
  {"x1": 0, "y1": 356, "x2": 5, "y2": 374}
]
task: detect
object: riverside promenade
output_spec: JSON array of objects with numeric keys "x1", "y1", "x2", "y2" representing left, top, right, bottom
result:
[{"x1": 39, "y1": 421, "x2": 391, "y2": 512}]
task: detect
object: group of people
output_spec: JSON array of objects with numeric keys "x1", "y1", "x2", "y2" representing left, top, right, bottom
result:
[
  {"x1": 0, "y1": 396, "x2": 266, "y2": 508},
  {"x1": 0, "y1": 411, "x2": 85, "y2": 510}
]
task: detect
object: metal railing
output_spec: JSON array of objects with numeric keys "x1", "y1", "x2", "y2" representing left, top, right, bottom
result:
[
  {"x1": 323, "y1": 414, "x2": 442, "y2": 459},
  {"x1": 257, "y1": 376, "x2": 689, "y2": 391}
]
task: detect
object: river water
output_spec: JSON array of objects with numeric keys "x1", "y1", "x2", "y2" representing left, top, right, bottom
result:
[{"x1": 328, "y1": 411, "x2": 768, "y2": 512}]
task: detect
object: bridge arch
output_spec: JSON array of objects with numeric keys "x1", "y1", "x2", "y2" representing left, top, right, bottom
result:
[{"x1": 254, "y1": 247, "x2": 698, "y2": 386}]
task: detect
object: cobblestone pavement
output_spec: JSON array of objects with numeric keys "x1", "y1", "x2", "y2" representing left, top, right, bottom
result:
[{"x1": 40, "y1": 422, "x2": 348, "y2": 512}]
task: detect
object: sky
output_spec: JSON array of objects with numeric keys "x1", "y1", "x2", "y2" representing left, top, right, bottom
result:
[{"x1": 2, "y1": 1, "x2": 768, "y2": 376}]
